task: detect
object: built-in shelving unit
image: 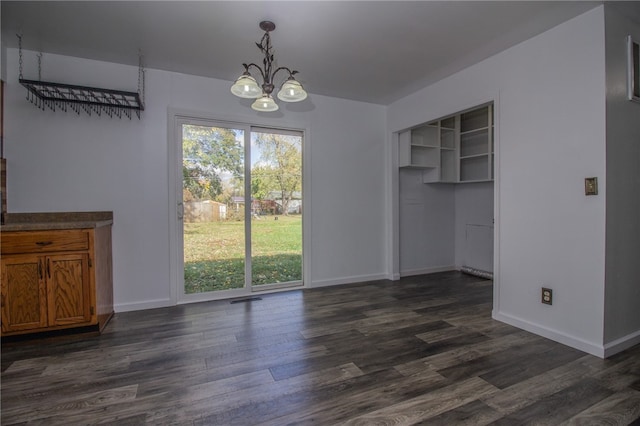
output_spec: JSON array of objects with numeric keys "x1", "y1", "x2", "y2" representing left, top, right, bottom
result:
[
  {"x1": 398, "y1": 125, "x2": 438, "y2": 169},
  {"x1": 398, "y1": 103, "x2": 493, "y2": 183},
  {"x1": 459, "y1": 106, "x2": 493, "y2": 182}
]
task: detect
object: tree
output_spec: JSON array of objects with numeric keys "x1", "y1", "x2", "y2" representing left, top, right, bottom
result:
[
  {"x1": 182, "y1": 126, "x2": 243, "y2": 201},
  {"x1": 251, "y1": 164, "x2": 273, "y2": 202},
  {"x1": 253, "y1": 133, "x2": 302, "y2": 215}
]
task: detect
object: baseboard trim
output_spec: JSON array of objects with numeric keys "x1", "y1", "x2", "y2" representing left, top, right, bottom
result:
[
  {"x1": 311, "y1": 273, "x2": 389, "y2": 288},
  {"x1": 493, "y1": 311, "x2": 605, "y2": 358},
  {"x1": 604, "y1": 329, "x2": 640, "y2": 358},
  {"x1": 400, "y1": 265, "x2": 457, "y2": 277},
  {"x1": 115, "y1": 298, "x2": 174, "y2": 313}
]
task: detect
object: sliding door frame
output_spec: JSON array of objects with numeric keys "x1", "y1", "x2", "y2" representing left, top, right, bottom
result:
[{"x1": 168, "y1": 108, "x2": 311, "y2": 305}]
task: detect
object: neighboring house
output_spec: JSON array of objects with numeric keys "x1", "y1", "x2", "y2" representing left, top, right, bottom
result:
[
  {"x1": 230, "y1": 196, "x2": 244, "y2": 212},
  {"x1": 266, "y1": 190, "x2": 302, "y2": 215}
]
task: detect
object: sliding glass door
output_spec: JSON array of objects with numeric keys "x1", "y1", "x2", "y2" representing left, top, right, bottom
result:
[
  {"x1": 250, "y1": 128, "x2": 303, "y2": 289},
  {"x1": 175, "y1": 117, "x2": 303, "y2": 300},
  {"x1": 181, "y1": 123, "x2": 246, "y2": 294}
]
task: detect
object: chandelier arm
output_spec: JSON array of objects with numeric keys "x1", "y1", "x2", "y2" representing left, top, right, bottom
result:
[
  {"x1": 245, "y1": 63, "x2": 268, "y2": 82},
  {"x1": 271, "y1": 66, "x2": 297, "y2": 82}
]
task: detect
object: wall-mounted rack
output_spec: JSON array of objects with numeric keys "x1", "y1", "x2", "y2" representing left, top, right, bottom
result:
[
  {"x1": 17, "y1": 34, "x2": 145, "y2": 119},
  {"x1": 20, "y1": 79, "x2": 144, "y2": 119}
]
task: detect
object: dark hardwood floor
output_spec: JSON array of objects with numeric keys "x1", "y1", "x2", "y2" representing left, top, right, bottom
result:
[{"x1": 2, "y1": 271, "x2": 640, "y2": 425}]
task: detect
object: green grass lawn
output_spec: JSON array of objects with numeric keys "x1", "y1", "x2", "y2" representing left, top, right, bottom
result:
[{"x1": 184, "y1": 215, "x2": 302, "y2": 293}]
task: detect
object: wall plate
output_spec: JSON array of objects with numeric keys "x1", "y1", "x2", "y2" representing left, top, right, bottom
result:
[{"x1": 585, "y1": 177, "x2": 598, "y2": 196}]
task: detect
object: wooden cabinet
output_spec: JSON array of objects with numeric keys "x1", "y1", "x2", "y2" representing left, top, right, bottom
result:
[
  {"x1": 1, "y1": 255, "x2": 47, "y2": 332},
  {"x1": 1, "y1": 226, "x2": 112, "y2": 336},
  {"x1": 398, "y1": 103, "x2": 494, "y2": 183}
]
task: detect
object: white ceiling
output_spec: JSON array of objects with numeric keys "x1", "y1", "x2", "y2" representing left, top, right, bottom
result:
[{"x1": 1, "y1": 1, "x2": 626, "y2": 105}]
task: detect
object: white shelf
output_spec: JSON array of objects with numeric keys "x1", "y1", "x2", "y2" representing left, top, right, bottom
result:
[
  {"x1": 406, "y1": 164, "x2": 437, "y2": 169},
  {"x1": 411, "y1": 144, "x2": 439, "y2": 149},
  {"x1": 459, "y1": 105, "x2": 493, "y2": 183},
  {"x1": 411, "y1": 125, "x2": 438, "y2": 147},
  {"x1": 460, "y1": 126, "x2": 490, "y2": 136},
  {"x1": 398, "y1": 103, "x2": 493, "y2": 183},
  {"x1": 460, "y1": 153, "x2": 489, "y2": 160}
]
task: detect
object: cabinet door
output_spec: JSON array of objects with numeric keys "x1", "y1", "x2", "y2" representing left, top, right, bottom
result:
[
  {"x1": 46, "y1": 254, "x2": 91, "y2": 327},
  {"x1": 1, "y1": 255, "x2": 48, "y2": 332}
]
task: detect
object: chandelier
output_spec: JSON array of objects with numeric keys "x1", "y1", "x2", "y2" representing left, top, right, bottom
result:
[{"x1": 230, "y1": 21, "x2": 308, "y2": 112}]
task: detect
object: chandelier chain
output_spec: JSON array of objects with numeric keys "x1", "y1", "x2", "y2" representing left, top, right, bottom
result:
[
  {"x1": 17, "y1": 34, "x2": 23, "y2": 80},
  {"x1": 138, "y1": 51, "x2": 145, "y2": 106},
  {"x1": 37, "y1": 53, "x2": 42, "y2": 81}
]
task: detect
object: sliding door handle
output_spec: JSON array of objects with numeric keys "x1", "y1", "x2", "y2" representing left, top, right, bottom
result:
[{"x1": 177, "y1": 202, "x2": 184, "y2": 220}]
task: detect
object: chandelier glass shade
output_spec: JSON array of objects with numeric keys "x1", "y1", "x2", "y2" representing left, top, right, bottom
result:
[
  {"x1": 277, "y1": 78, "x2": 308, "y2": 102},
  {"x1": 230, "y1": 74, "x2": 262, "y2": 99},
  {"x1": 230, "y1": 21, "x2": 308, "y2": 112},
  {"x1": 251, "y1": 94, "x2": 279, "y2": 112}
]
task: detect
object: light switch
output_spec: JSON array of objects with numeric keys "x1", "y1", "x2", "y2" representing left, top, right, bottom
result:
[
  {"x1": 584, "y1": 177, "x2": 598, "y2": 195},
  {"x1": 585, "y1": 177, "x2": 598, "y2": 196}
]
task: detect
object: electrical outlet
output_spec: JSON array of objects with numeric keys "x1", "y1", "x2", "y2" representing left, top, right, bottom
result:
[{"x1": 542, "y1": 287, "x2": 553, "y2": 305}]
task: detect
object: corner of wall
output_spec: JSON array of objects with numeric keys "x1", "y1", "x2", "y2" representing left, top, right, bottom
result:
[
  {"x1": 493, "y1": 311, "x2": 606, "y2": 358},
  {"x1": 1, "y1": 41, "x2": 6, "y2": 81},
  {"x1": 603, "y1": 3, "x2": 640, "y2": 349}
]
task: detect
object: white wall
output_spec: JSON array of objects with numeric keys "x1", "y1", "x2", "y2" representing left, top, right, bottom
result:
[
  {"x1": 603, "y1": 5, "x2": 640, "y2": 354},
  {"x1": 3, "y1": 49, "x2": 387, "y2": 311},
  {"x1": 398, "y1": 169, "x2": 455, "y2": 275},
  {"x1": 389, "y1": 7, "x2": 608, "y2": 356},
  {"x1": 454, "y1": 182, "x2": 493, "y2": 272},
  {"x1": 1, "y1": 43, "x2": 6, "y2": 82},
  {"x1": 0, "y1": 5, "x2": 5, "y2": 81},
  {"x1": 397, "y1": 174, "x2": 493, "y2": 277}
]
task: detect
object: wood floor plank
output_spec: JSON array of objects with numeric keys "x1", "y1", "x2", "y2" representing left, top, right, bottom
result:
[
  {"x1": 491, "y1": 378, "x2": 613, "y2": 425},
  {"x1": 259, "y1": 368, "x2": 448, "y2": 426},
  {"x1": 562, "y1": 388, "x2": 640, "y2": 425},
  {"x1": 414, "y1": 399, "x2": 503, "y2": 425},
  {"x1": 435, "y1": 339, "x2": 566, "y2": 382},
  {"x1": 591, "y1": 352, "x2": 640, "y2": 392},
  {"x1": 341, "y1": 376, "x2": 499, "y2": 425},
  {"x1": 394, "y1": 331, "x2": 538, "y2": 376},
  {"x1": 478, "y1": 343, "x2": 585, "y2": 389},
  {"x1": 0, "y1": 384, "x2": 139, "y2": 424},
  {"x1": 481, "y1": 355, "x2": 608, "y2": 415}
]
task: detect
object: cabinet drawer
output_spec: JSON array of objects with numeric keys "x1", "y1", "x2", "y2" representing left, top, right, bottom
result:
[{"x1": 1, "y1": 230, "x2": 90, "y2": 254}]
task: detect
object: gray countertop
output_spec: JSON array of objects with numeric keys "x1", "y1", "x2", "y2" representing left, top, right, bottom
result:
[{"x1": 1, "y1": 211, "x2": 113, "y2": 232}]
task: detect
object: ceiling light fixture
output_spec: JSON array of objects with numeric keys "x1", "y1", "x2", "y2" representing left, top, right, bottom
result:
[{"x1": 230, "y1": 21, "x2": 307, "y2": 112}]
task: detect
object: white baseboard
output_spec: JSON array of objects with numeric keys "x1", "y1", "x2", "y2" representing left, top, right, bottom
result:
[
  {"x1": 493, "y1": 310, "x2": 605, "y2": 358},
  {"x1": 114, "y1": 274, "x2": 389, "y2": 311},
  {"x1": 399, "y1": 265, "x2": 457, "y2": 277},
  {"x1": 115, "y1": 298, "x2": 174, "y2": 313},
  {"x1": 604, "y1": 329, "x2": 640, "y2": 358},
  {"x1": 311, "y1": 273, "x2": 389, "y2": 288}
]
